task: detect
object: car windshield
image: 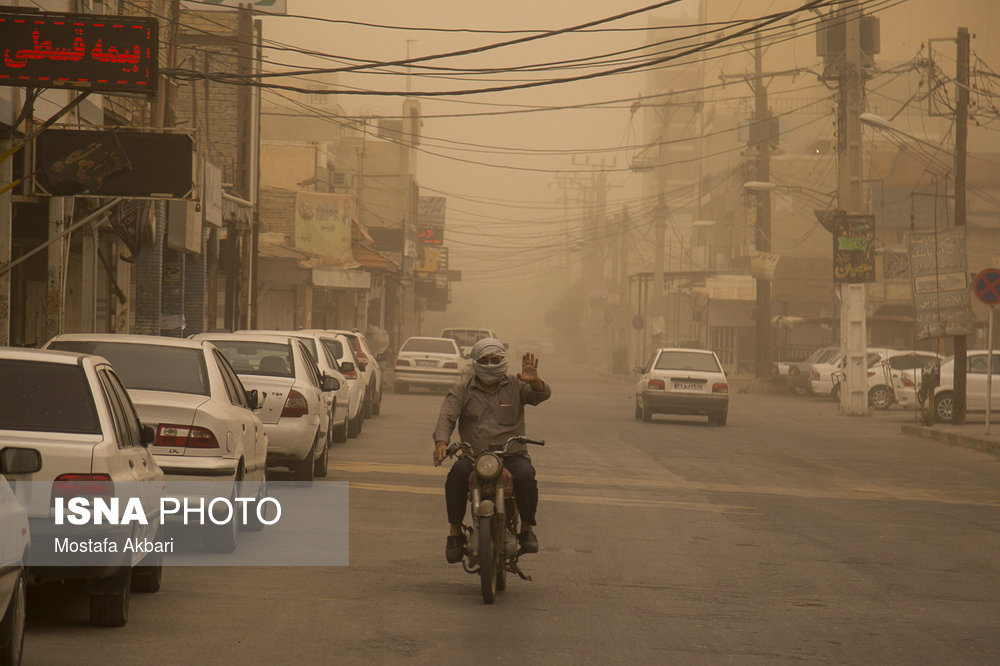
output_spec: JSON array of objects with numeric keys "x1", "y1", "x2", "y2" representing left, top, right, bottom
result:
[
  {"x1": 654, "y1": 351, "x2": 721, "y2": 373},
  {"x1": 47, "y1": 341, "x2": 210, "y2": 395},
  {"x1": 0, "y1": 359, "x2": 101, "y2": 434},
  {"x1": 403, "y1": 338, "x2": 457, "y2": 354},
  {"x1": 208, "y1": 340, "x2": 294, "y2": 377},
  {"x1": 806, "y1": 347, "x2": 835, "y2": 363},
  {"x1": 442, "y1": 330, "x2": 489, "y2": 347}
]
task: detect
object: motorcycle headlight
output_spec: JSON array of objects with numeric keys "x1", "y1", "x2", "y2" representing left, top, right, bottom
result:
[{"x1": 474, "y1": 453, "x2": 502, "y2": 479}]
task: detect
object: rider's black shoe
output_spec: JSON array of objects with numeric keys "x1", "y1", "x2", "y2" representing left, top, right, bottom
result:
[
  {"x1": 446, "y1": 534, "x2": 466, "y2": 563},
  {"x1": 517, "y1": 531, "x2": 538, "y2": 554}
]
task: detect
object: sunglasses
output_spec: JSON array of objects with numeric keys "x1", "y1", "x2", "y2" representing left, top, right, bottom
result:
[{"x1": 475, "y1": 355, "x2": 505, "y2": 366}]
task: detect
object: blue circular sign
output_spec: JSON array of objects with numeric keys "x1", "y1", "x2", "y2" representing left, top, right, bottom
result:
[{"x1": 974, "y1": 268, "x2": 1000, "y2": 305}]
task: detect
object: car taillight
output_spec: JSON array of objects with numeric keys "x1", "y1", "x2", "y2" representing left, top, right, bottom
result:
[
  {"x1": 51, "y1": 473, "x2": 113, "y2": 506},
  {"x1": 281, "y1": 390, "x2": 309, "y2": 418},
  {"x1": 155, "y1": 424, "x2": 220, "y2": 449},
  {"x1": 712, "y1": 383, "x2": 728, "y2": 393},
  {"x1": 395, "y1": 358, "x2": 411, "y2": 367},
  {"x1": 812, "y1": 371, "x2": 820, "y2": 381},
  {"x1": 443, "y1": 361, "x2": 458, "y2": 369},
  {"x1": 648, "y1": 379, "x2": 665, "y2": 390},
  {"x1": 902, "y1": 375, "x2": 915, "y2": 388}
]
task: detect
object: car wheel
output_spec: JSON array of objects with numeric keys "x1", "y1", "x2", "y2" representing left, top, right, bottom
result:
[
  {"x1": 362, "y1": 390, "x2": 373, "y2": 419},
  {"x1": 314, "y1": 438, "x2": 329, "y2": 478},
  {"x1": 242, "y1": 479, "x2": 269, "y2": 532},
  {"x1": 640, "y1": 399, "x2": 652, "y2": 423},
  {"x1": 131, "y1": 528, "x2": 163, "y2": 593},
  {"x1": 0, "y1": 569, "x2": 25, "y2": 665},
  {"x1": 868, "y1": 385, "x2": 893, "y2": 410},
  {"x1": 933, "y1": 392, "x2": 954, "y2": 423},
  {"x1": 634, "y1": 399, "x2": 641, "y2": 420},
  {"x1": 332, "y1": 419, "x2": 348, "y2": 443},
  {"x1": 347, "y1": 410, "x2": 363, "y2": 438},
  {"x1": 395, "y1": 381, "x2": 409, "y2": 394},
  {"x1": 204, "y1": 489, "x2": 240, "y2": 553},
  {"x1": 293, "y1": 438, "x2": 317, "y2": 482},
  {"x1": 89, "y1": 568, "x2": 131, "y2": 627},
  {"x1": 371, "y1": 387, "x2": 382, "y2": 416}
]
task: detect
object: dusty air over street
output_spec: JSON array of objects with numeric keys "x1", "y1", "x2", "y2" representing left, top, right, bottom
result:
[{"x1": 1, "y1": 0, "x2": 1000, "y2": 665}]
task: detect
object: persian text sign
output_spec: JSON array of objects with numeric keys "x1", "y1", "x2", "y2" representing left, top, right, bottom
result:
[
  {"x1": 832, "y1": 214, "x2": 875, "y2": 283},
  {"x1": 294, "y1": 192, "x2": 355, "y2": 267},
  {"x1": 0, "y1": 11, "x2": 157, "y2": 93},
  {"x1": 907, "y1": 229, "x2": 973, "y2": 339}
]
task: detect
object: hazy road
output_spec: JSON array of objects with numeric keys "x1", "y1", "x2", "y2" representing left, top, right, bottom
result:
[{"x1": 25, "y1": 369, "x2": 1000, "y2": 664}]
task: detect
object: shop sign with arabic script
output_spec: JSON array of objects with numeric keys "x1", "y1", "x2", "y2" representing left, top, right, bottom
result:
[
  {"x1": 832, "y1": 213, "x2": 875, "y2": 283},
  {"x1": 907, "y1": 228, "x2": 973, "y2": 339},
  {"x1": 0, "y1": 11, "x2": 157, "y2": 93}
]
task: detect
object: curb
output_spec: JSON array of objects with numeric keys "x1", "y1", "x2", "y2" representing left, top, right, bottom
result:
[{"x1": 900, "y1": 424, "x2": 1000, "y2": 458}]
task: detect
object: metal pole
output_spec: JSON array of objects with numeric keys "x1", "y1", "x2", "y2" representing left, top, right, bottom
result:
[
  {"x1": 753, "y1": 33, "x2": 772, "y2": 381},
  {"x1": 952, "y1": 27, "x2": 970, "y2": 424}
]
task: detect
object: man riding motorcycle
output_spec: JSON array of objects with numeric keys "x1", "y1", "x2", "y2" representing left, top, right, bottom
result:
[{"x1": 432, "y1": 337, "x2": 551, "y2": 563}]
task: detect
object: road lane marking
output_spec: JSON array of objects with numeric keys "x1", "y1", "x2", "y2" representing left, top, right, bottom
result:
[
  {"x1": 330, "y1": 462, "x2": 1000, "y2": 508},
  {"x1": 348, "y1": 482, "x2": 757, "y2": 514}
]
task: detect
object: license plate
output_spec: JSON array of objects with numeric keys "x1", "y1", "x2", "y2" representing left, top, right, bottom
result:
[
  {"x1": 416, "y1": 359, "x2": 437, "y2": 367},
  {"x1": 673, "y1": 382, "x2": 702, "y2": 391}
]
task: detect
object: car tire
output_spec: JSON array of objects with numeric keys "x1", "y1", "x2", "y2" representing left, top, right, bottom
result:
[
  {"x1": 362, "y1": 390, "x2": 373, "y2": 419},
  {"x1": 332, "y1": 420, "x2": 348, "y2": 443},
  {"x1": 0, "y1": 568, "x2": 25, "y2": 666},
  {"x1": 933, "y1": 392, "x2": 954, "y2": 423},
  {"x1": 242, "y1": 479, "x2": 269, "y2": 532},
  {"x1": 89, "y1": 569, "x2": 131, "y2": 627},
  {"x1": 395, "y1": 381, "x2": 409, "y2": 394},
  {"x1": 293, "y1": 438, "x2": 317, "y2": 482},
  {"x1": 314, "y1": 439, "x2": 329, "y2": 478},
  {"x1": 869, "y1": 385, "x2": 893, "y2": 410},
  {"x1": 372, "y1": 387, "x2": 382, "y2": 416},
  {"x1": 640, "y1": 399, "x2": 652, "y2": 423},
  {"x1": 634, "y1": 399, "x2": 641, "y2": 420},
  {"x1": 347, "y1": 410, "x2": 363, "y2": 439}
]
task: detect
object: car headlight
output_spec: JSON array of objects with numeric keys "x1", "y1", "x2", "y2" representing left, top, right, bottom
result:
[{"x1": 474, "y1": 453, "x2": 502, "y2": 479}]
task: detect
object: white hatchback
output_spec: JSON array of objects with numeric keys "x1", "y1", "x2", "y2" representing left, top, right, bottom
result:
[
  {"x1": 193, "y1": 333, "x2": 336, "y2": 481},
  {"x1": 634, "y1": 348, "x2": 729, "y2": 426},
  {"x1": 0, "y1": 348, "x2": 164, "y2": 627}
]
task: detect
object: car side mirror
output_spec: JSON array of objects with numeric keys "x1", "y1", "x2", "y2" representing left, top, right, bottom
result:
[
  {"x1": 140, "y1": 424, "x2": 157, "y2": 447},
  {"x1": 357, "y1": 361, "x2": 368, "y2": 372},
  {"x1": 0, "y1": 447, "x2": 42, "y2": 474},
  {"x1": 245, "y1": 389, "x2": 260, "y2": 411},
  {"x1": 340, "y1": 361, "x2": 355, "y2": 374},
  {"x1": 322, "y1": 375, "x2": 341, "y2": 392}
]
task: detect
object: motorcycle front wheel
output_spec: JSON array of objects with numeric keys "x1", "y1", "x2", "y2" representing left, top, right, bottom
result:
[{"x1": 479, "y1": 516, "x2": 496, "y2": 604}]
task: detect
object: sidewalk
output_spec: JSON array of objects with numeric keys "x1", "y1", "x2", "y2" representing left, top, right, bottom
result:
[{"x1": 900, "y1": 420, "x2": 1000, "y2": 458}]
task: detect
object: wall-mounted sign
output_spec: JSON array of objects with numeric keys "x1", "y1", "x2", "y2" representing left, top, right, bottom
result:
[
  {"x1": 907, "y1": 229, "x2": 973, "y2": 339},
  {"x1": 294, "y1": 191, "x2": 356, "y2": 267},
  {"x1": 832, "y1": 213, "x2": 875, "y2": 283},
  {"x1": 0, "y1": 11, "x2": 157, "y2": 93},
  {"x1": 184, "y1": 0, "x2": 287, "y2": 14}
]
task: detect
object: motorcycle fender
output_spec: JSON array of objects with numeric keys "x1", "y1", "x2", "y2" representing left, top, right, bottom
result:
[{"x1": 477, "y1": 499, "x2": 495, "y2": 517}]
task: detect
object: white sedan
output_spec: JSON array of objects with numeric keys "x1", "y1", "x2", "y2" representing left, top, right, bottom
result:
[
  {"x1": 1, "y1": 448, "x2": 40, "y2": 664},
  {"x1": 193, "y1": 333, "x2": 336, "y2": 481},
  {"x1": 394, "y1": 337, "x2": 467, "y2": 393},
  {"x1": 634, "y1": 347, "x2": 729, "y2": 426},
  {"x1": 0, "y1": 348, "x2": 164, "y2": 627},
  {"x1": 44, "y1": 334, "x2": 269, "y2": 553},
  {"x1": 926, "y1": 351, "x2": 1000, "y2": 422}
]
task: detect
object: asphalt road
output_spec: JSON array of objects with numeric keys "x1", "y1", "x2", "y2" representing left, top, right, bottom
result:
[{"x1": 24, "y1": 368, "x2": 1000, "y2": 664}]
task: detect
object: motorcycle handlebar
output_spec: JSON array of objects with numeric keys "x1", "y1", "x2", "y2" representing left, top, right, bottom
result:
[{"x1": 435, "y1": 436, "x2": 545, "y2": 466}]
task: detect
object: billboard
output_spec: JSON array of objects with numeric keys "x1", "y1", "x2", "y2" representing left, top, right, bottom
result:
[
  {"x1": 293, "y1": 192, "x2": 356, "y2": 267},
  {"x1": 832, "y1": 213, "x2": 875, "y2": 283},
  {"x1": 184, "y1": 0, "x2": 287, "y2": 14},
  {"x1": 0, "y1": 11, "x2": 157, "y2": 93},
  {"x1": 907, "y1": 229, "x2": 973, "y2": 339},
  {"x1": 35, "y1": 129, "x2": 194, "y2": 198}
]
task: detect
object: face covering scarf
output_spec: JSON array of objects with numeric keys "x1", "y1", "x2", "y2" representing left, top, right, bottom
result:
[{"x1": 470, "y1": 337, "x2": 508, "y2": 385}]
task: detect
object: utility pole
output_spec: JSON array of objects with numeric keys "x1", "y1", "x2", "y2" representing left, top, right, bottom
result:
[
  {"x1": 753, "y1": 34, "x2": 772, "y2": 381},
  {"x1": 837, "y1": 0, "x2": 869, "y2": 415},
  {"x1": 651, "y1": 104, "x2": 670, "y2": 351},
  {"x1": 952, "y1": 26, "x2": 970, "y2": 424}
]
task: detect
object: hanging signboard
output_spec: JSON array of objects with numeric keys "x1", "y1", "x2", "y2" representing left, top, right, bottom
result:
[
  {"x1": 907, "y1": 229, "x2": 973, "y2": 339},
  {"x1": 293, "y1": 191, "x2": 356, "y2": 267},
  {"x1": 832, "y1": 213, "x2": 875, "y2": 283},
  {"x1": 184, "y1": 0, "x2": 287, "y2": 14},
  {"x1": 0, "y1": 11, "x2": 157, "y2": 93}
]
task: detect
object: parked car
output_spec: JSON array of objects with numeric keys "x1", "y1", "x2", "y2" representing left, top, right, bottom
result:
[
  {"x1": 440, "y1": 327, "x2": 500, "y2": 358},
  {"x1": 314, "y1": 329, "x2": 384, "y2": 418},
  {"x1": 927, "y1": 351, "x2": 1000, "y2": 422},
  {"x1": 44, "y1": 334, "x2": 269, "y2": 553},
  {"x1": 869, "y1": 350, "x2": 945, "y2": 410},
  {"x1": 787, "y1": 346, "x2": 839, "y2": 394},
  {"x1": 235, "y1": 330, "x2": 353, "y2": 444},
  {"x1": 294, "y1": 331, "x2": 366, "y2": 438},
  {"x1": 634, "y1": 348, "x2": 729, "y2": 426},
  {"x1": 0, "y1": 348, "x2": 164, "y2": 627},
  {"x1": 828, "y1": 348, "x2": 903, "y2": 404},
  {"x1": 1, "y1": 447, "x2": 41, "y2": 665},
  {"x1": 394, "y1": 336, "x2": 466, "y2": 393},
  {"x1": 192, "y1": 333, "x2": 337, "y2": 481}
]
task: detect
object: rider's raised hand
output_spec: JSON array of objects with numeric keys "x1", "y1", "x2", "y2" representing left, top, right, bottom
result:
[{"x1": 518, "y1": 352, "x2": 539, "y2": 383}]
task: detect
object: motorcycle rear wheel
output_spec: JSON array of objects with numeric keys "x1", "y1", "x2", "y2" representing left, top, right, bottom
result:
[{"x1": 479, "y1": 516, "x2": 496, "y2": 604}]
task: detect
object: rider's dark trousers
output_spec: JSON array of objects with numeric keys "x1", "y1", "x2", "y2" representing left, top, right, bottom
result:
[{"x1": 445, "y1": 454, "x2": 538, "y2": 527}]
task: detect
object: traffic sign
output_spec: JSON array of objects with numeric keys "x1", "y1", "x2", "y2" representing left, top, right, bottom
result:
[{"x1": 973, "y1": 267, "x2": 1000, "y2": 305}]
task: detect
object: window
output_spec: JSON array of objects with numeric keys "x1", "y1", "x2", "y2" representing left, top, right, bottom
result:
[
  {"x1": 214, "y1": 350, "x2": 248, "y2": 408},
  {"x1": 48, "y1": 341, "x2": 210, "y2": 395},
  {"x1": 402, "y1": 338, "x2": 459, "y2": 354},
  {"x1": 654, "y1": 351, "x2": 721, "y2": 373},
  {"x1": 296, "y1": 341, "x2": 321, "y2": 388},
  {"x1": 208, "y1": 340, "x2": 294, "y2": 378},
  {"x1": 0, "y1": 360, "x2": 101, "y2": 434}
]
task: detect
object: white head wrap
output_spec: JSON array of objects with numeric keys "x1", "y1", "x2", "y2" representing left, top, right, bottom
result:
[{"x1": 470, "y1": 337, "x2": 508, "y2": 385}]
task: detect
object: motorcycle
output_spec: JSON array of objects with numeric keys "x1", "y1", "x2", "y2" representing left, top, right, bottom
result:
[{"x1": 437, "y1": 435, "x2": 545, "y2": 604}]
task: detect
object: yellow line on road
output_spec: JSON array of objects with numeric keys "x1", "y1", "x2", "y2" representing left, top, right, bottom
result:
[{"x1": 348, "y1": 482, "x2": 757, "y2": 514}]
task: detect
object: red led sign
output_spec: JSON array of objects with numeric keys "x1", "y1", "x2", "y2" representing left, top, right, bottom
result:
[{"x1": 0, "y1": 11, "x2": 158, "y2": 94}]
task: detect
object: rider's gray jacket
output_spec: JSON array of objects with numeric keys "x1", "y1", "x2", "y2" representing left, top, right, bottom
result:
[{"x1": 433, "y1": 373, "x2": 551, "y2": 457}]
